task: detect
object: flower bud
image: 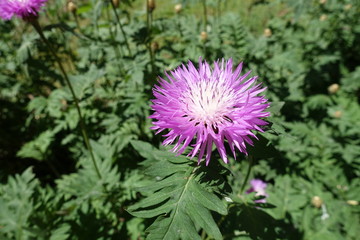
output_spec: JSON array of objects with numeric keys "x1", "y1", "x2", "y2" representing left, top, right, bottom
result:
[
  {"x1": 174, "y1": 4, "x2": 182, "y2": 14},
  {"x1": 344, "y1": 4, "x2": 352, "y2": 11},
  {"x1": 328, "y1": 83, "x2": 339, "y2": 94},
  {"x1": 263, "y1": 28, "x2": 272, "y2": 37},
  {"x1": 333, "y1": 110, "x2": 342, "y2": 118},
  {"x1": 148, "y1": 0, "x2": 156, "y2": 12},
  {"x1": 311, "y1": 196, "x2": 323, "y2": 208},
  {"x1": 112, "y1": 0, "x2": 120, "y2": 8},
  {"x1": 347, "y1": 200, "x2": 358, "y2": 206},
  {"x1": 319, "y1": 0, "x2": 326, "y2": 4},
  {"x1": 67, "y1": 1, "x2": 77, "y2": 13},
  {"x1": 61, "y1": 99, "x2": 68, "y2": 110},
  {"x1": 320, "y1": 14, "x2": 327, "y2": 21},
  {"x1": 200, "y1": 31, "x2": 208, "y2": 41},
  {"x1": 151, "y1": 41, "x2": 159, "y2": 52}
]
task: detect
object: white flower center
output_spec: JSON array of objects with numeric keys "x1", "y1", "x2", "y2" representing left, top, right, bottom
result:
[{"x1": 182, "y1": 77, "x2": 235, "y2": 128}]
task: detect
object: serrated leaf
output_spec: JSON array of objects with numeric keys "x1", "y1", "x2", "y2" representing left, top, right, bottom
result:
[
  {"x1": 188, "y1": 180, "x2": 227, "y2": 215},
  {"x1": 268, "y1": 101, "x2": 285, "y2": 116},
  {"x1": 129, "y1": 141, "x2": 227, "y2": 239},
  {"x1": 17, "y1": 130, "x2": 55, "y2": 161},
  {"x1": 0, "y1": 168, "x2": 38, "y2": 239}
]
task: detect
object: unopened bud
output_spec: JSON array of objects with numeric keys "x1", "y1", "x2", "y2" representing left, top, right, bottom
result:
[
  {"x1": 112, "y1": 0, "x2": 120, "y2": 8},
  {"x1": 148, "y1": 0, "x2": 156, "y2": 12},
  {"x1": 333, "y1": 110, "x2": 342, "y2": 118},
  {"x1": 67, "y1": 1, "x2": 77, "y2": 13},
  {"x1": 311, "y1": 196, "x2": 323, "y2": 208},
  {"x1": 347, "y1": 200, "x2": 358, "y2": 206},
  {"x1": 151, "y1": 41, "x2": 159, "y2": 52},
  {"x1": 320, "y1": 14, "x2": 327, "y2": 21},
  {"x1": 319, "y1": 0, "x2": 326, "y2": 4},
  {"x1": 174, "y1": 4, "x2": 182, "y2": 14},
  {"x1": 264, "y1": 28, "x2": 272, "y2": 37},
  {"x1": 61, "y1": 99, "x2": 68, "y2": 110},
  {"x1": 344, "y1": 4, "x2": 352, "y2": 11},
  {"x1": 200, "y1": 31, "x2": 208, "y2": 41},
  {"x1": 328, "y1": 83, "x2": 340, "y2": 94}
]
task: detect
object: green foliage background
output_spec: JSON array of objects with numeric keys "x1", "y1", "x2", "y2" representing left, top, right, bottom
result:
[{"x1": 0, "y1": 0, "x2": 359, "y2": 239}]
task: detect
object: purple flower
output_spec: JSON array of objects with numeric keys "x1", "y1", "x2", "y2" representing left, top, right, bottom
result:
[
  {"x1": 246, "y1": 179, "x2": 268, "y2": 203},
  {"x1": 0, "y1": 0, "x2": 47, "y2": 20},
  {"x1": 150, "y1": 58, "x2": 270, "y2": 165}
]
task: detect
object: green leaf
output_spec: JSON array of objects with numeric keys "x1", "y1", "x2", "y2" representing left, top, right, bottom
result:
[
  {"x1": 268, "y1": 101, "x2": 285, "y2": 116},
  {"x1": 0, "y1": 168, "x2": 39, "y2": 239},
  {"x1": 129, "y1": 141, "x2": 227, "y2": 240},
  {"x1": 17, "y1": 130, "x2": 55, "y2": 161}
]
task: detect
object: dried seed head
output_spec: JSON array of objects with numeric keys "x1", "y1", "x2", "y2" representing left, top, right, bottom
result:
[
  {"x1": 174, "y1": 4, "x2": 182, "y2": 14},
  {"x1": 67, "y1": 1, "x2": 77, "y2": 13},
  {"x1": 200, "y1": 31, "x2": 208, "y2": 41},
  {"x1": 263, "y1": 28, "x2": 272, "y2": 37},
  {"x1": 311, "y1": 196, "x2": 323, "y2": 208},
  {"x1": 328, "y1": 83, "x2": 340, "y2": 94},
  {"x1": 148, "y1": 0, "x2": 156, "y2": 12},
  {"x1": 112, "y1": 0, "x2": 120, "y2": 8}
]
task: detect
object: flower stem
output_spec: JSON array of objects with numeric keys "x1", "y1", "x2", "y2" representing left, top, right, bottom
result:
[
  {"x1": 110, "y1": 0, "x2": 132, "y2": 57},
  {"x1": 106, "y1": 6, "x2": 124, "y2": 75},
  {"x1": 202, "y1": 0, "x2": 208, "y2": 31},
  {"x1": 29, "y1": 18, "x2": 102, "y2": 180},
  {"x1": 240, "y1": 155, "x2": 253, "y2": 193}
]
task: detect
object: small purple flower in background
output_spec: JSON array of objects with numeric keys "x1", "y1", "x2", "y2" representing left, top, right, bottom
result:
[
  {"x1": 150, "y1": 58, "x2": 270, "y2": 165},
  {"x1": 246, "y1": 179, "x2": 268, "y2": 203},
  {"x1": 0, "y1": 0, "x2": 47, "y2": 20}
]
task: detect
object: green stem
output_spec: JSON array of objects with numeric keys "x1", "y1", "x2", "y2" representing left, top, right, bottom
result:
[
  {"x1": 240, "y1": 156, "x2": 253, "y2": 193},
  {"x1": 106, "y1": 6, "x2": 124, "y2": 73},
  {"x1": 148, "y1": 43, "x2": 155, "y2": 75},
  {"x1": 146, "y1": 1, "x2": 149, "y2": 31},
  {"x1": 30, "y1": 18, "x2": 102, "y2": 181},
  {"x1": 110, "y1": 0, "x2": 132, "y2": 56},
  {"x1": 202, "y1": 0, "x2": 208, "y2": 31},
  {"x1": 73, "y1": 12, "x2": 81, "y2": 31}
]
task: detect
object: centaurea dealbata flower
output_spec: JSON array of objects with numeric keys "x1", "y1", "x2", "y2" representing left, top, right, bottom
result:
[
  {"x1": 150, "y1": 58, "x2": 270, "y2": 165},
  {"x1": 0, "y1": 0, "x2": 47, "y2": 20},
  {"x1": 246, "y1": 179, "x2": 268, "y2": 203}
]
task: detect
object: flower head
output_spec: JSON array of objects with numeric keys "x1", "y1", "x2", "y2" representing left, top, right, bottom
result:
[
  {"x1": 246, "y1": 179, "x2": 268, "y2": 203},
  {"x1": 0, "y1": 0, "x2": 47, "y2": 20},
  {"x1": 150, "y1": 58, "x2": 270, "y2": 165}
]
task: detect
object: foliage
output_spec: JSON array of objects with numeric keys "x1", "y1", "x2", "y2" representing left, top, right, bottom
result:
[{"x1": 0, "y1": 0, "x2": 359, "y2": 239}]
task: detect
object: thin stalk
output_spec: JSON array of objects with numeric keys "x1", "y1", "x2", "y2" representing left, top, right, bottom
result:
[
  {"x1": 148, "y1": 43, "x2": 155, "y2": 75},
  {"x1": 73, "y1": 12, "x2": 81, "y2": 32},
  {"x1": 29, "y1": 18, "x2": 102, "y2": 180},
  {"x1": 202, "y1": 0, "x2": 208, "y2": 31},
  {"x1": 106, "y1": 6, "x2": 124, "y2": 69},
  {"x1": 217, "y1": 0, "x2": 221, "y2": 24},
  {"x1": 110, "y1": 0, "x2": 132, "y2": 56},
  {"x1": 146, "y1": 0, "x2": 150, "y2": 31},
  {"x1": 149, "y1": 9, "x2": 153, "y2": 29},
  {"x1": 240, "y1": 156, "x2": 253, "y2": 193},
  {"x1": 146, "y1": 1, "x2": 155, "y2": 75}
]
